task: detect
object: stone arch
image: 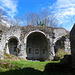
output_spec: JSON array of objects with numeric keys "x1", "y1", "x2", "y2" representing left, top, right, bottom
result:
[
  {"x1": 54, "y1": 36, "x2": 65, "y2": 53},
  {"x1": 54, "y1": 36, "x2": 62, "y2": 44},
  {"x1": 24, "y1": 30, "x2": 47, "y2": 43},
  {"x1": 6, "y1": 36, "x2": 19, "y2": 56},
  {"x1": 25, "y1": 30, "x2": 49, "y2": 60}
]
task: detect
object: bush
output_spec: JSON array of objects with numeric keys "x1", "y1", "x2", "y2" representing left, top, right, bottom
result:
[{"x1": 54, "y1": 49, "x2": 69, "y2": 61}]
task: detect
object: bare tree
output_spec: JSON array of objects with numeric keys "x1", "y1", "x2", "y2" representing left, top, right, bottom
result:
[
  {"x1": 39, "y1": 8, "x2": 58, "y2": 27},
  {"x1": 25, "y1": 12, "x2": 39, "y2": 25},
  {"x1": 12, "y1": 8, "x2": 58, "y2": 27},
  {"x1": 49, "y1": 13, "x2": 58, "y2": 27},
  {"x1": 14, "y1": 16, "x2": 24, "y2": 26}
]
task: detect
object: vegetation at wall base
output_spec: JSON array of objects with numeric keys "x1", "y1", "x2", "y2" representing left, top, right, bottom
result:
[
  {"x1": 4, "y1": 52, "x2": 20, "y2": 61},
  {"x1": 54, "y1": 49, "x2": 69, "y2": 61}
]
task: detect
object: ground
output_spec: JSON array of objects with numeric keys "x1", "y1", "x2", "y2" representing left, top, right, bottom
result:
[{"x1": 0, "y1": 59, "x2": 73, "y2": 75}]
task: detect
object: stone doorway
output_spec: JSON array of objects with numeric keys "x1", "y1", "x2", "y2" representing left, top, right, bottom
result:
[
  {"x1": 26, "y1": 32, "x2": 48, "y2": 60},
  {"x1": 54, "y1": 39, "x2": 65, "y2": 53},
  {"x1": 8, "y1": 38, "x2": 18, "y2": 56}
]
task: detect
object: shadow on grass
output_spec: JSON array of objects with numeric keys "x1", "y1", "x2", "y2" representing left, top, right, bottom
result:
[
  {"x1": 0, "y1": 67, "x2": 49, "y2": 75},
  {"x1": 0, "y1": 55, "x2": 74, "y2": 75},
  {"x1": 44, "y1": 55, "x2": 73, "y2": 75},
  {"x1": 44, "y1": 63, "x2": 73, "y2": 75},
  {"x1": 0, "y1": 65, "x2": 73, "y2": 75},
  {"x1": 0, "y1": 64, "x2": 73, "y2": 75}
]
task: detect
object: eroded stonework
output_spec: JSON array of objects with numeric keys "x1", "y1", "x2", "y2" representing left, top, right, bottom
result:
[
  {"x1": 70, "y1": 24, "x2": 75, "y2": 68},
  {"x1": 0, "y1": 25, "x2": 70, "y2": 60}
]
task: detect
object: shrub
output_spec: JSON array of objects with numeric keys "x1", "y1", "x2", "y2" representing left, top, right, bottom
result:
[{"x1": 54, "y1": 49, "x2": 69, "y2": 61}]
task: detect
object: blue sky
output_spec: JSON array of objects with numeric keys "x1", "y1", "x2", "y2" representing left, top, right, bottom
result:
[
  {"x1": 17, "y1": 0, "x2": 56, "y2": 14},
  {"x1": 0, "y1": 0, "x2": 75, "y2": 31}
]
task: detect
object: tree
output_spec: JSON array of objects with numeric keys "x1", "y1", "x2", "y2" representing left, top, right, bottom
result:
[
  {"x1": 39, "y1": 8, "x2": 58, "y2": 27},
  {"x1": 14, "y1": 16, "x2": 24, "y2": 26},
  {"x1": 40, "y1": 8, "x2": 50, "y2": 26},
  {"x1": 13, "y1": 8, "x2": 58, "y2": 27},
  {"x1": 49, "y1": 13, "x2": 58, "y2": 27},
  {"x1": 25, "y1": 12, "x2": 39, "y2": 25}
]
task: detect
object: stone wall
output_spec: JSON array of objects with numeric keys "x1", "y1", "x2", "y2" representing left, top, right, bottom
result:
[
  {"x1": 54, "y1": 35, "x2": 71, "y2": 54},
  {"x1": 0, "y1": 25, "x2": 70, "y2": 60},
  {"x1": 54, "y1": 28, "x2": 68, "y2": 38},
  {"x1": 64, "y1": 36, "x2": 71, "y2": 54},
  {"x1": 70, "y1": 24, "x2": 75, "y2": 68}
]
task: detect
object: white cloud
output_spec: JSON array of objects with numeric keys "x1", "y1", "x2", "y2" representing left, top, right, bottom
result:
[
  {"x1": 54, "y1": 0, "x2": 75, "y2": 18},
  {"x1": 0, "y1": 0, "x2": 18, "y2": 18},
  {"x1": 51, "y1": 0, "x2": 75, "y2": 30}
]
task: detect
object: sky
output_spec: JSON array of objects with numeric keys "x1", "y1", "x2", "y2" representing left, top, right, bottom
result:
[{"x1": 0, "y1": 0, "x2": 75, "y2": 31}]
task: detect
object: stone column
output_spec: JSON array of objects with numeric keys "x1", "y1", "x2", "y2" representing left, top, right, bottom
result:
[
  {"x1": 48, "y1": 38, "x2": 55, "y2": 60},
  {"x1": 6, "y1": 43, "x2": 10, "y2": 54},
  {"x1": 0, "y1": 44, "x2": 4, "y2": 59},
  {"x1": 64, "y1": 38, "x2": 71, "y2": 54},
  {"x1": 18, "y1": 43, "x2": 27, "y2": 59}
]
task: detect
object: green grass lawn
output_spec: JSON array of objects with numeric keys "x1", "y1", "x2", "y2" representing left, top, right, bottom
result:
[
  {"x1": 0, "y1": 59, "x2": 73, "y2": 75},
  {"x1": 0, "y1": 59, "x2": 59, "y2": 71}
]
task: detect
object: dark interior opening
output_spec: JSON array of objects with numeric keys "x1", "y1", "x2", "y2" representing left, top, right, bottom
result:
[
  {"x1": 8, "y1": 38, "x2": 18, "y2": 56},
  {"x1": 26, "y1": 32, "x2": 48, "y2": 61}
]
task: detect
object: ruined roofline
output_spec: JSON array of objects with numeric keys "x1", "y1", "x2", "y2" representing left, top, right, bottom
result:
[
  {"x1": 6, "y1": 25, "x2": 69, "y2": 34},
  {"x1": 22, "y1": 25, "x2": 69, "y2": 33},
  {"x1": 22, "y1": 25, "x2": 68, "y2": 30},
  {"x1": 7, "y1": 25, "x2": 21, "y2": 30},
  {"x1": 7, "y1": 25, "x2": 68, "y2": 30}
]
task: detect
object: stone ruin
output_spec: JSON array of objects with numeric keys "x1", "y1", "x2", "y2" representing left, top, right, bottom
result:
[
  {"x1": 0, "y1": 25, "x2": 71, "y2": 60},
  {"x1": 70, "y1": 24, "x2": 75, "y2": 68}
]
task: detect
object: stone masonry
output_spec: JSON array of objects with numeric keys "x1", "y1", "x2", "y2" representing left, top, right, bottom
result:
[
  {"x1": 0, "y1": 25, "x2": 70, "y2": 60},
  {"x1": 70, "y1": 24, "x2": 75, "y2": 68}
]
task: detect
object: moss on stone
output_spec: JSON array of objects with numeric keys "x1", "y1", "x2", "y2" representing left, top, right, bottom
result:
[{"x1": 54, "y1": 49, "x2": 69, "y2": 61}]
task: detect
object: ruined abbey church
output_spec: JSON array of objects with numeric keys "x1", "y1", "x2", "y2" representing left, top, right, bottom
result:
[{"x1": 0, "y1": 25, "x2": 71, "y2": 60}]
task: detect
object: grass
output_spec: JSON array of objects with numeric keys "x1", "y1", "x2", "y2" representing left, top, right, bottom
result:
[
  {"x1": 0, "y1": 53, "x2": 73, "y2": 75},
  {"x1": 1, "y1": 59, "x2": 59, "y2": 71},
  {"x1": 0, "y1": 59, "x2": 73, "y2": 75}
]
